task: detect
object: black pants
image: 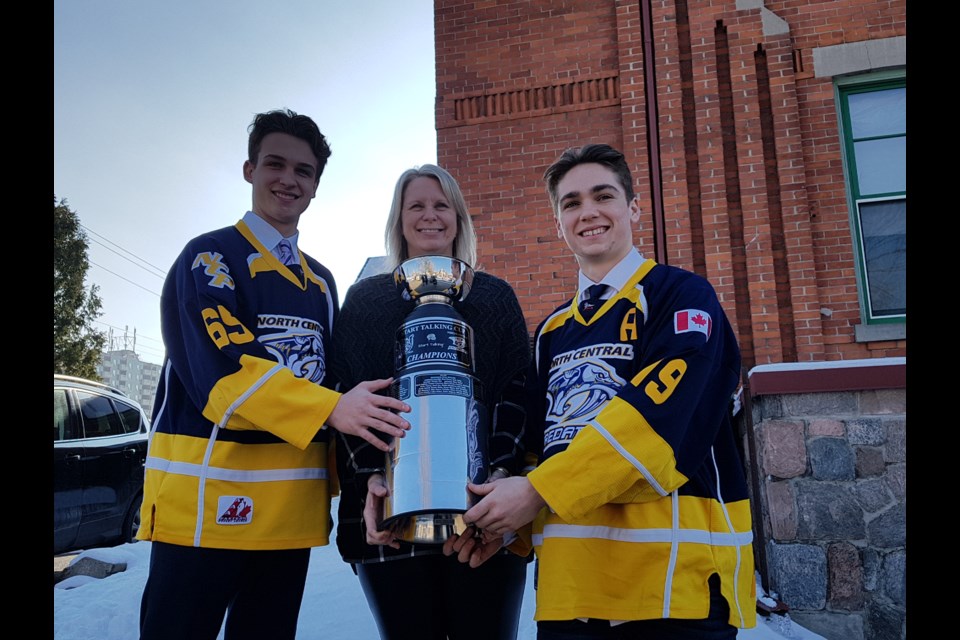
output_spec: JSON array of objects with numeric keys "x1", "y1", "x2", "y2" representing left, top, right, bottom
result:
[
  {"x1": 139, "y1": 542, "x2": 310, "y2": 640},
  {"x1": 536, "y1": 574, "x2": 737, "y2": 640},
  {"x1": 356, "y1": 551, "x2": 528, "y2": 640}
]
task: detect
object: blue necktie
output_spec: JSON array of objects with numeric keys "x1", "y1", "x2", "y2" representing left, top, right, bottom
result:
[
  {"x1": 579, "y1": 284, "x2": 609, "y2": 321},
  {"x1": 277, "y1": 240, "x2": 296, "y2": 265},
  {"x1": 278, "y1": 240, "x2": 303, "y2": 281}
]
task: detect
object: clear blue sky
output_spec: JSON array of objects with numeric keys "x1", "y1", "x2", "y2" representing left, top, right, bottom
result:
[{"x1": 54, "y1": 0, "x2": 438, "y2": 364}]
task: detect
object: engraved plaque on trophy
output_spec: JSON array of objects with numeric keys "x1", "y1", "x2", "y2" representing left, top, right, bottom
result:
[{"x1": 380, "y1": 255, "x2": 489, "y2": 544}]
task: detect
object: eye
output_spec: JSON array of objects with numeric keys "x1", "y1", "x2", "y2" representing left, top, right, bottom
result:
[{"x1": 561, "y1": 200, "x2": 580, "y2": 210}]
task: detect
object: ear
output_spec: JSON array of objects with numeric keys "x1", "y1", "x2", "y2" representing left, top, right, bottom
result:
[
  {"x1": 628, "y1": 196, "x2": 641, "y2": 223},
  {"x1": 243, "y1": 160, "x2": 255, "y2": 185},
  {"x1": 555, "y1": 213, "x2": 563, "y2": 239}
]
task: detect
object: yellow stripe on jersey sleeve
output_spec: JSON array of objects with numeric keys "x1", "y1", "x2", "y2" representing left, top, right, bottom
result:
[
  {"x1": 202, "y1": 354, "x2": 340, "y2": 450},
  {"x1": 528, "y1": 395, "x2": 687, "y2": 521}
]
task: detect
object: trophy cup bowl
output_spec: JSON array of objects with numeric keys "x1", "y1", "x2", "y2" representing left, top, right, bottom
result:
[
  {"x1": 381, "y1": 255, "x2": 488, "y2": 544},
  {"x1": 393, "y1": 255, "x2": 473, "y2": 303}
]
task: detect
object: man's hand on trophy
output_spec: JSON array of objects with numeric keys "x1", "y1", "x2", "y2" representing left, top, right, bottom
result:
[
  {"x1": 462, "y1": 477, "x2": 546, "y2": 537},
  {"x1": 328, "y1": 378, "x2": 411, "y2": 452},
  {"x1": 442, "y1": 527, "x2": 505, "y2": 568},
  {"x1": 363, "y1": 473, "x2": 402, "y2": 549}
]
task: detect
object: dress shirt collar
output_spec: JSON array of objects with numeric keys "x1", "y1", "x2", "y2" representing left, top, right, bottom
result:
[
  {"x1": 242, "y1": 210, "x2": 300, "y2": 256},
  {"x1": 577, "y1": 247, "x2": 644, "y2": 303}
]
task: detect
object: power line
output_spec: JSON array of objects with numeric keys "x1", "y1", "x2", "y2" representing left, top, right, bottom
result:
[
  {"x1": 81, "y1": 224, "x2": 168, "y2": 278},
  {"x1": 90, "y1": 261, "x2": 162, "y2": 297}
]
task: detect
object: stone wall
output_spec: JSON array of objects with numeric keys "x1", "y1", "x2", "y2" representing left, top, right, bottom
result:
[{"x1": 751, "y1": 388, "x2": 906, "y2": 640}]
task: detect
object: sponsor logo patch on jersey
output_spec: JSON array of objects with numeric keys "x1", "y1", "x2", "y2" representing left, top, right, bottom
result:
[
  {"x1": 674, "y1": 309, "x2": 712, "y2": 340},
  {"x1": 217, "y1": 496, "x2": 253, "y2": 525}
]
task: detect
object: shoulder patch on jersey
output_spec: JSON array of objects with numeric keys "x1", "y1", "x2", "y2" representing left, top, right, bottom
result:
[
  {"x1": 674, "y1": 308, "x2": 712, "y2": 340},
  {"x1": 192, "y1": 251, "x2": 235, "y2": 290}
]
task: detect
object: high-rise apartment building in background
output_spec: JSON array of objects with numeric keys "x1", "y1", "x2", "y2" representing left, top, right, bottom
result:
[{"x1": 96, "y1": 349, "x2": 161, "y2": 417}]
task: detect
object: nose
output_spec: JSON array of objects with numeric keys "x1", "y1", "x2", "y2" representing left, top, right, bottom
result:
[
  {"x1": 278, "y1": 166, "x2": 297, "y2": 185},
  {"x1": 579, "y1": 202, "x2": 600, "y2": 219}
]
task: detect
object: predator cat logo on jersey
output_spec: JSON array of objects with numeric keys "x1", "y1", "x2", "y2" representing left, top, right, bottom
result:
[
  {"x1": 258, "y1": 314, "x2": 326, "y2": 383},
  {"x1": 544, "y1": 358, "x2": 625, "y2": 451}
]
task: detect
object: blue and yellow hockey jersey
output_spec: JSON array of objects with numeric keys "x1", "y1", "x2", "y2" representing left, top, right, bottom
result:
[
  {"x1": 138, "y1": 218, "x2": 342, "y2": 551},
  {"x1": 526, "y1": 255, "x2": 756, "y2": 627}
]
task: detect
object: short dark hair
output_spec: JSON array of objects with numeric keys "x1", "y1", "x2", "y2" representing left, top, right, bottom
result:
[
  {"x1": 247, "y1": 109, "x2": 332, "y2": 183},
  {"x1": 543, "y1": 143, "x2": 635, "y2": 213}
]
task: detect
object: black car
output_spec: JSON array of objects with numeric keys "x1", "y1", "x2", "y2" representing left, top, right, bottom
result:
[{"x1": 54, "y1": 374, "x2": 150, "y2": 555}]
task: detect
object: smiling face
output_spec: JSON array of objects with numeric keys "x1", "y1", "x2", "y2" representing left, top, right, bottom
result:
[
  {"x1": 401, "y1": 176, "x2": 458, "y2": 258},
  {"x1": 554, "y1": 163, "x2": 640, "y2": 280},
  {"x1": 243, "y1": 132, "x2": 320, "y2": 236}
]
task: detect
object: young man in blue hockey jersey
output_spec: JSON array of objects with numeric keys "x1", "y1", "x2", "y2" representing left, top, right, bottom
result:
[
  {"x1": 448, "y1": 143, "x2": 756, "y2": 638},
  {"x1": 138, "y1": 109, "x2": 411, "y2": 640}
]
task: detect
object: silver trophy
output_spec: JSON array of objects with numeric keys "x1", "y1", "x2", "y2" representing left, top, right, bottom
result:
[{"x1": 380, "y1": 255, "x2": 489, "y2": 544}]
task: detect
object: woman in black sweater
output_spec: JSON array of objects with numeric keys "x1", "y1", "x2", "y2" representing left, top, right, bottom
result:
[{"x1": 330, "y1": 164, "x2": 531, "y2": 639}]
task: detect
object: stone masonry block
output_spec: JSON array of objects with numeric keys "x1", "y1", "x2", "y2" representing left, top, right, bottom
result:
[
  {"x1": 790, "y1": 611, "x2": 864, "y2": 640},
  {"x1": 781, "y1": 392, "x2": 857, "y2": 418},
  {"x1": 884, "y1": 419, "x2": 905, "y2": 463},
  {"x1": 862, "y1": 548, "x2": 880, "y2": 592},
  {"x1": 828, "y1": 542, "x2": 864, "y2": 610},
  {"x1": 808, "y1": 419, "x2": 844, "y2": 437},
  {"x1": 853, "y1": 477, "x2": 893, "y2": 514},
  {"x1": 847, "y1": 418, "x2": 885, "y2": 446},
  {"x1": 858, "y1": 388, "x2": 906, "y2": 415},
  {"x1": 855, "y1": 447, "x2": 885, "y2": 477},
  {"x1": 767, "y1": 541, "x2": 826, "y2": 609},
  {"x1": 759, "y1": 420, "x2": 807, "y2": 478},
  {"x1": 765, "y1": 479, "x2": 797, "y2": 540},
  {"x1": 866, "y1": 600, "x2": 906, "y2": 640},
  {"x1": 752, "y1": 394, "x2": 783, "y2": 421},
  {"x1": 881, "y1": 549, "x2": 906, "y2": 606},
  {"x1": 866, "y1": 504, "x2": 906, "y2": 549},
  {"x1": 796, "y1": 482, "x2": 865, "y2": 540},
  {"x1": 885, "y1": 463, "x2": 906, "y2": 501},
  {"x1": 809, "y1": 437, "x2": 855, "y2": 480}
]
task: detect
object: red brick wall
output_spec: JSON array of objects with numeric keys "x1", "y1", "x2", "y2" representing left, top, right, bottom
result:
[{"x1": 434, "y1": 0, "x2": 906, "y2": 364}]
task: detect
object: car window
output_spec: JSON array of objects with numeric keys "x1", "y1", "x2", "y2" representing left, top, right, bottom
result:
[
  {"x1": 54, "y1": 389, "x2": 78, "y2": 441},
  {"x1": 116, "y1": 399, "x2": 145, "y2": 434},
  {"x1": 77, "y1": 391, "x2": 127, "y2": 438}
]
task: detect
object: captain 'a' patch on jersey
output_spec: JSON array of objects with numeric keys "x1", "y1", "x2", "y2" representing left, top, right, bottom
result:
[
  {"x1": 192, "y1": 251, "x2": 235, "y2": 289},
  {"x1": 543, "y1": 342, "x2": 634, "y2": 453},
  {"x1": 258, "y1": 313, "x2": 327, "y2": 383}
]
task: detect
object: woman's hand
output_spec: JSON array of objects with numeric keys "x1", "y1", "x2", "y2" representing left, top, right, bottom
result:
[{"x1": 363, "y1": 473, "x2": 401, "y2": 549}]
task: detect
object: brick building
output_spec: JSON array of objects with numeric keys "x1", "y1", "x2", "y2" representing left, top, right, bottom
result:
[{"x1": 432, "y1": 1, "x2": 906, "y2": 638}]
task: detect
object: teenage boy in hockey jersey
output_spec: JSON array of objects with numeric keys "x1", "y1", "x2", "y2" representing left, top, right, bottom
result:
[
  {"x1": 138, "y1": 109, "x2": 411, "y2": 640},
  {"x1": 448, "y1": 144, "x2": 756, "y2": 638}
]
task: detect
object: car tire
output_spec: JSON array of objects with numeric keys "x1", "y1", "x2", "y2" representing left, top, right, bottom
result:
[{"x1": 122, "y1": 493, "x2": 143, "y2": 543}]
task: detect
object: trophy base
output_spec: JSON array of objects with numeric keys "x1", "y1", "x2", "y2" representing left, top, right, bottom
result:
[{"x1": 380, "y1": 510, "x2": 470, "y2": 544}]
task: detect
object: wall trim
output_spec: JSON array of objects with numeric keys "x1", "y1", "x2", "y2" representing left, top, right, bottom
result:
[{"x1": 748, "y1": 358, "x2": 906, "y2": 395}]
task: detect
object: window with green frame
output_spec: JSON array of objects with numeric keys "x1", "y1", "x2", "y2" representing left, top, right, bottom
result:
[{"x1": 837, "y1": 75, "x2": 906, "y2": 324}]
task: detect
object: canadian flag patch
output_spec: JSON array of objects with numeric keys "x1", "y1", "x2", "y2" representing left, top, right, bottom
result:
[{"x1": 674, "y1": 309, "x2": 712, "y2": 340}]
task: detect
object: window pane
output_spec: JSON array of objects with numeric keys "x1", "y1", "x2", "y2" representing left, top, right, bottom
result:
[
  {"x1": 54, "y1": 390, "x2": 75, "y2": 441},
  {"x1": 859, "y1": 199, "x2": 906, "y2": 317},
  {"x1": 854, "y1": 137, "x2": 906, "y2": 195},
  {"x1": 77, "y1": 392, "x2": 125, "y2": 438},
  {"x1": 116, "y1": 400, "x2": 144, "y2": 434},
  {"x1": 849, "y1": 87, "x2": 906, "y2": 138}
]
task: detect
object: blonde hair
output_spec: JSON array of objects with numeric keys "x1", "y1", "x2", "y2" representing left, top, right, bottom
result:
[{"x1": 384, "y1": 164, "x2": 478, "y2": 269}]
